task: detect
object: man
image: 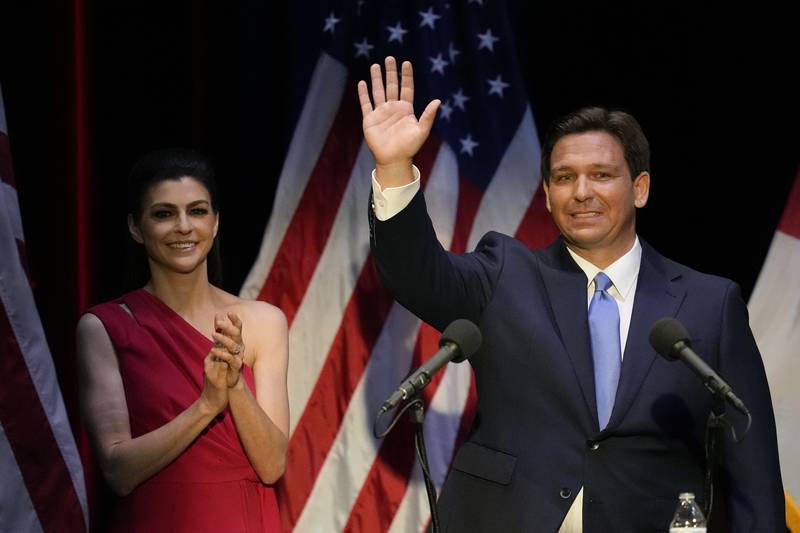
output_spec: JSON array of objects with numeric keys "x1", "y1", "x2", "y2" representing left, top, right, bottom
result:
[{"x1": 358, "y1": 57, "x2": 783, "y2": 532}]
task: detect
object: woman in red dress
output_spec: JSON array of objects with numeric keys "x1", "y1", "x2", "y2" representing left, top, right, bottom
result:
[{"x1": 77, "y1": 149, "x2": 287, "y2": 532}]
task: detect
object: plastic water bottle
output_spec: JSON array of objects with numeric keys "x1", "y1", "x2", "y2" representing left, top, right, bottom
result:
[{"x1": 669, "y1": 492, "x2": 707, "y2": 533}]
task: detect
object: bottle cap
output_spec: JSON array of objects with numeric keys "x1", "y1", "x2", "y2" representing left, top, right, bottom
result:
[{"x1": 678, "y1": 492, "x2": 695, "y2": 500}]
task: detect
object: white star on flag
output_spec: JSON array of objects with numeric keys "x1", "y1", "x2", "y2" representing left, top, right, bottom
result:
[
  {"x1": 448, "y1": 42, "x2": 461, "y2": 63},
  {"x1": 477, "y1": 28, "x2": 500, "y2": 51},
  {"x1": 487, "y1": 75, "x2": 510, "y2": 97},
  {"x1": 439, "y1": 100, "x2": 454, "y2": 120},
  {"x1": 418, "y1": 7, "x2": 441, "y2": 29},
  {"x1": 386, "y1": 22, "x2": 408, "y2": 43},
  {"x1": 429, "y1": 53, "x2": 449, "y2": 75},
  {"x1": 353, "y1": 38, "x2": 374, "y2": 58},
  {"x1": 460, "y1": 134, "x2": 479, "y2": 155},
  {"x1": 323, "y1": 12, "x2": 340, "y2": 33},
  {"x1": 452, "y1": 88, "x2": 470, "y2": 110}
]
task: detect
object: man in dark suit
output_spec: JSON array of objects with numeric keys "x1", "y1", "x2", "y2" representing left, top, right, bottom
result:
[{"x1": 357, "y1": 57, "x2": 784, "y2": 532}]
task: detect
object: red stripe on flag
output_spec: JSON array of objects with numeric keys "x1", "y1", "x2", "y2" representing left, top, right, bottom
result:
[
  {"x1": 0, "y1": 132, "x2": 15, "y2": 186},
  {"x1": 256, "y1": 84, "x2": 363, "y2": 325},
  {"x1": 275, "y1": 138, "x2": 441, "y2": 531},
  {"x1": 777, "y1": 170, "x2": 800, "y2": 240},
  {"x1": 0, "y1": 299, "x2": 86, "y2": 533},
  {"x1": 344, "y1": 175, "x2": 485, "y2": 531},
  {"x1": 514, "y1": 183, "x2": 560, "y2": 249}
]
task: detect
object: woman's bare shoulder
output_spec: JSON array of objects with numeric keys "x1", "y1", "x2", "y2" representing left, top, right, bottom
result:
[
  {"x1": 239, "y1": 298, "x2": 287, "y2": 331},
  {"x1": 211, "y1": 288, "x2": 286, "y2": 336},
  {"x1": 76, "y1": 312, "x2": 108, "y2": 340}
]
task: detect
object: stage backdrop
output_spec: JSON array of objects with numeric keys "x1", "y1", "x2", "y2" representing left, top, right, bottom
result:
[{"x1": 0, "y1": 1, "x2": 796, "y2": 531}]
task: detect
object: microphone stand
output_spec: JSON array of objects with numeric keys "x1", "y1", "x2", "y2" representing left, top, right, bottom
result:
[
  {"x1": 408, "y1": 396, "x2": 440, "y2": 533},
  {"x1": 703, "y1": 394, "x2": 725, "y2": 528},
  {"x1": 373, "y1": 395, "x2": 441, "y2": 533}
]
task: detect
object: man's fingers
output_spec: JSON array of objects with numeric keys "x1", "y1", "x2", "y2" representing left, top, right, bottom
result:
[
  {"x1": 399, "y1": 61, "x2": 414, "y2": 105},
  {"x1": 370, "y1": 63, "x2": 386, "y2": 106},
  {"x1": 360, "y1": 58, "x2": 414, "y2": 117},
  {"x1": 357, "y1": 80, "x2": 373, "y2": 118},
  {"x1": 384, "y1": 56, "x2": 399, "y2": 101},
  {"x1": 419, "y1": 99, "x2": 441, "y2": 134}
]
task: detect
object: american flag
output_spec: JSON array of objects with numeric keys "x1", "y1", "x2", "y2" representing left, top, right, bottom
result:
[
  {"x1": 0, "y1": 85, "x2": 88, "y2": 531},
  {"x1": 240, "y1": 1, "x2": 558, "y2": 530}
]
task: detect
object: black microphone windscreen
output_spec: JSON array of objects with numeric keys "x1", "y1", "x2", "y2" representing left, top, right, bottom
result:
[
  {"x1": 440, "y1": 319, "x2": 482, "y2": 361},
  {"x1": 649, "y1": 317, "x2": 691, "y2": 361}
]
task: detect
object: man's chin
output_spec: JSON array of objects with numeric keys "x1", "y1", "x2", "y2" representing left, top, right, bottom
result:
[{"x1": 563, "y1": 229, "x2": 605, "y2": 249}]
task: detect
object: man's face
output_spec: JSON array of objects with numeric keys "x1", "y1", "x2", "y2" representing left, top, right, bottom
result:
[{"x1": 543, "y1": 131, "x2": 649, "y2": 263}]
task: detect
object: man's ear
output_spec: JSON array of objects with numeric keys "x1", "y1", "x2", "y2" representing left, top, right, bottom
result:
[
  {"x1": 633, "y1": 171, "x2": 650, "y2": 208},
  {"x1": 542, "y1": 180, "x2": 552, "y2": 212},
  {"x1": 128, "y1": 214, "x2": 144, "y2": 244}
]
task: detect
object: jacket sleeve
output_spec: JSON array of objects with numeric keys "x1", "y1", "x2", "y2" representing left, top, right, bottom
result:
[
  {"x1": 716, "y1": 281, "x2": 785, "y2": 532},
  {"x1": 369, "y1": 189, "x2": 504, "y2": 332}
]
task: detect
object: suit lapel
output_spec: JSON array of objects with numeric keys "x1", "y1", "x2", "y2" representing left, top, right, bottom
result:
[
  {"x1": 604, "y1": 243, "x2": 686, "y2": 432},
  {"x1": 539, "y1": 241, "x2": 598, "y2": 425}
]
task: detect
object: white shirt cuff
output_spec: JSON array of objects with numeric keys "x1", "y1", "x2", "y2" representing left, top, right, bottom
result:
[{"x1": 371, "y1": 165, "x2": 421, "y2": 221}]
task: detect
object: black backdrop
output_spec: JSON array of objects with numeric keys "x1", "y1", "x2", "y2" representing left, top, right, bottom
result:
[{"x1": 0, "y1": 0, "x2": 796, "y2": 517}]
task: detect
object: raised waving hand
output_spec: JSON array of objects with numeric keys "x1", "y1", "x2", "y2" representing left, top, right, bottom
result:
[{"x1": 358, "y1": 56, "x2": 440, "y2": 188}]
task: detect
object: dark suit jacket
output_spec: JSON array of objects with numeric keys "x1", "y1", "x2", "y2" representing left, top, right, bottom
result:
[{"x1": 370, "y1": 191, "x2": 784, "y2": 532}]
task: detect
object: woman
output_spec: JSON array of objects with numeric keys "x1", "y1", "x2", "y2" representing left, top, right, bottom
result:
[{"x1": 77, "y1": 149, "x2": 288, "y2": 532}]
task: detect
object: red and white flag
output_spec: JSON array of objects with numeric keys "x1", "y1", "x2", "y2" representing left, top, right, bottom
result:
[
  {"x1": 749, "y1": 169, "x2": 800, "y2": 529},
  {"x1": 0, "y1": 84, "x2": 88, "y2": 532},
  {"x1": 240, "y1": 3, "x2": 557, "y2": 531}
]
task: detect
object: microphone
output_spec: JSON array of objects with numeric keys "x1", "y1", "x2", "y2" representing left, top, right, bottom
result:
[
  {"x1": 380, "y1": 319, "x2": 482, "y2": 413},
  {"x1": 649, "y1": 317, "x2": 749, "y2": 415}
]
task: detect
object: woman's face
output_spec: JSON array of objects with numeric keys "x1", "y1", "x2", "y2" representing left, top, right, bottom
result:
[{"x1": 129, "y1": 176, "x2": 218, "y2": 276}]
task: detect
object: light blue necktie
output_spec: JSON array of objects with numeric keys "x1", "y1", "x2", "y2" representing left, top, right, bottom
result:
[{"x1": 589, "y1": 272, "x2": 621, "y2": 430}]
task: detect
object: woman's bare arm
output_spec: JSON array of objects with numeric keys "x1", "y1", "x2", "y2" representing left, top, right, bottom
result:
[{"x1": 76, "y1": 313, "x2": 229, "y2": 495}]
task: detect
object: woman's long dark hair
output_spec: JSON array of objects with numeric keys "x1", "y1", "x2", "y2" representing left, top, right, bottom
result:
[{"x1": 123, "y1": 148, "x2": 224, "y2": 291}]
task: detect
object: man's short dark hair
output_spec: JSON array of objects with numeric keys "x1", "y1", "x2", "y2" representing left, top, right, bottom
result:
[{"x1": 540, "y1": 107, "x2": 650, "y2": 182}]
